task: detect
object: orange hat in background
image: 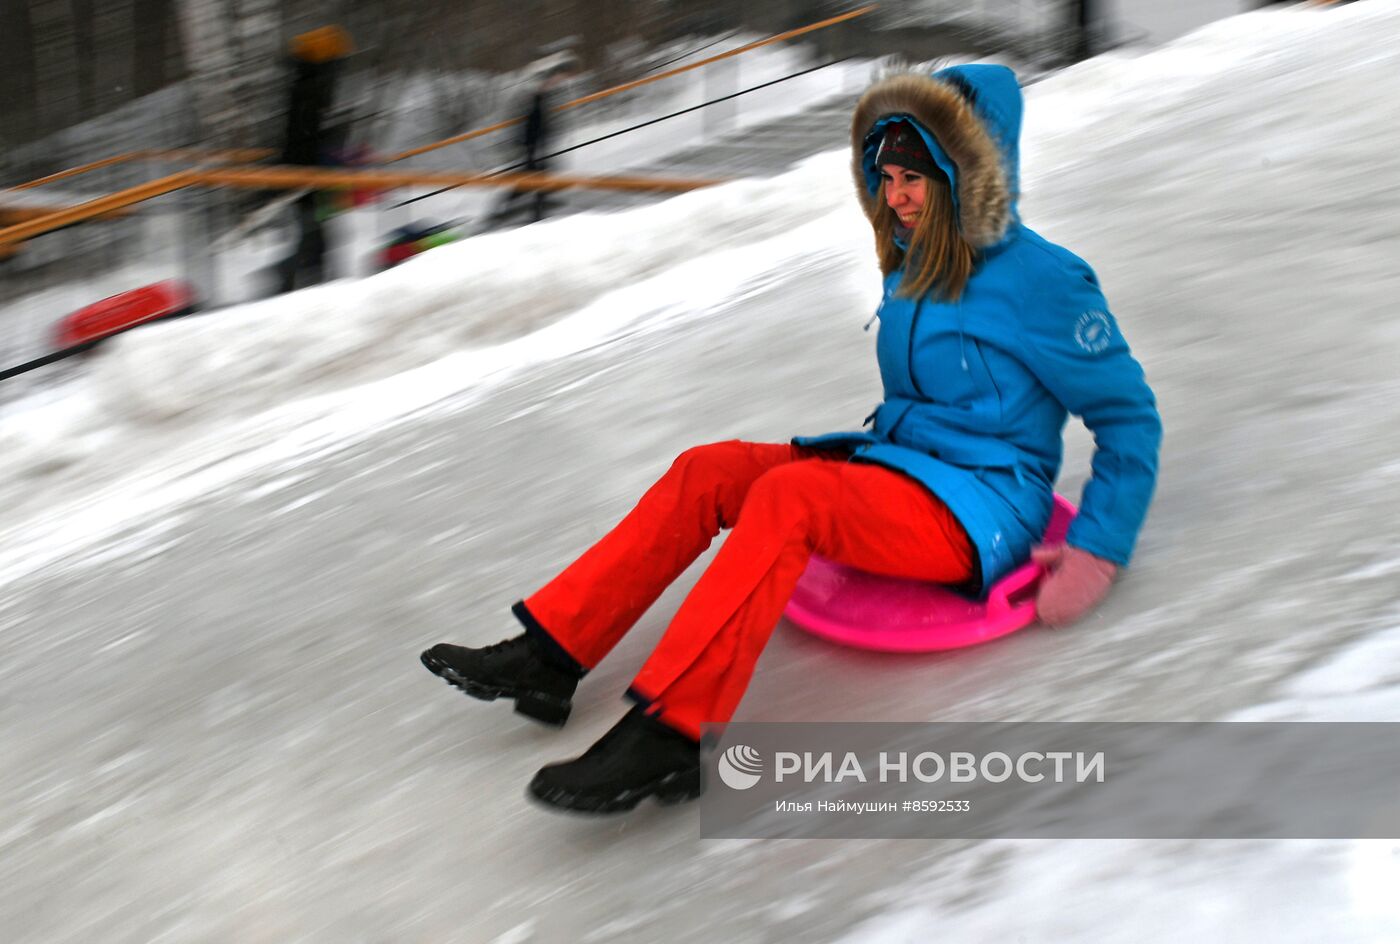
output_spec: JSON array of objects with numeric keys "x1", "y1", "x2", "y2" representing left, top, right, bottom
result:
[{"x1": 290, "y1": 25, "x2": 354, "y2": 63}]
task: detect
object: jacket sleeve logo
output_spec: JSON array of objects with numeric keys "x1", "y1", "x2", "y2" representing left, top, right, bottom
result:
[{"x1": 1074, "y1": 310, "x2": 1113, "y2": 354}]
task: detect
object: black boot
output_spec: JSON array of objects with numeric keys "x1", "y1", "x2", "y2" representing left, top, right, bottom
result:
[
  {"x1": 528, "y1": 706, "x2": 702, "y2": 813},
  {"x1": 420, "y1": 634, "x2": 581, "y2": 726}
]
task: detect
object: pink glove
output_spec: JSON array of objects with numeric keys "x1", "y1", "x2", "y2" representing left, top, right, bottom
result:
[{"x1": 1031, "y1": 544, "x2": 1119, "y2": 628}]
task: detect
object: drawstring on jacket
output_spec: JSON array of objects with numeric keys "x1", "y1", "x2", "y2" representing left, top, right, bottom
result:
[{"x1": 957, "y1": 300, "x2": 969, "y2": 372}]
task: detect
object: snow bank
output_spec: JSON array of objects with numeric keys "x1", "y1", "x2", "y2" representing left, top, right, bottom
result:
[
  {"x1": 0, "y1": 158, "x2": 873, "y2": 585},
  {"x1": 0, "y1": 149, "x2": 851, "y2": 454}
]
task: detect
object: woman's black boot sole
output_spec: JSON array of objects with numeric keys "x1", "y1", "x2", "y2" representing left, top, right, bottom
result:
[
  {"x1": 419, "y1": 649, "x2": 572, "y2": 726},
  {"x1": 526, "y1": 767, "x2": 703, "y2": 814}
]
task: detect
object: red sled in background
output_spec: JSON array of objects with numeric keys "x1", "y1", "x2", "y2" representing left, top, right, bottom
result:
[{"x1": 52, "y1": 280, "x2": 199, "y2": 351}]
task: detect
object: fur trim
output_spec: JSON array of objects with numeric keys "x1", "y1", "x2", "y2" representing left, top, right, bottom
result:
[{"x1": 851, "y1": 72, "x2": 1011, "y2": 248}]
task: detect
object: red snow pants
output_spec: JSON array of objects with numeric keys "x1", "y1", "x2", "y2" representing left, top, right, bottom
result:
[{"x1": 519, "y1": 441, "x2": 975, "y2": 741}]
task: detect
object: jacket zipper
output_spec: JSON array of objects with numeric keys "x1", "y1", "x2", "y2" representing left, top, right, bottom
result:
[{"x1": 905, "y1": 296, "x2": 931, "y2": 399}]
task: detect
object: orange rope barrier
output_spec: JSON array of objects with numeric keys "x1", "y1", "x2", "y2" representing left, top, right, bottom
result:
[
  {"x1": 11, "y1": 2, "x2": 874, "y2": 186},
  {"x1": 386, "y1": 117, "x2": 526, "y2": 163},
  {"x1": 384, "y1": 5, "x2": 877, "y2": 162},
  {"x1": 9, "y1": 155, "x2": 139, "y2": 191},
  {"x1": 0, "y1": 165, "x2": 720, "y2": 249},
  {"x1": 0, "y1": 5, "x2": 875, "y2": 240},
  {"x1": 560, "y1": 6, "x2": 876, "y2": 111},
  {"x1": 196, "y1": 165, "x2": 722, "y2": 192},
  {"x1": 6, "y1": 149, "x2": 276, "y2": 192},
  {"x1": 0, "y1": 204, "x2": 132, "y2": 225},
  {"x1": 0, "y1": 170, "x2": 201, "y2": 246}
]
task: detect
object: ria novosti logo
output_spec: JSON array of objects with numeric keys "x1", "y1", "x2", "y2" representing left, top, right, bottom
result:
[{"x1": 716, "y1": 745, "x2": 763, "y2": 790}]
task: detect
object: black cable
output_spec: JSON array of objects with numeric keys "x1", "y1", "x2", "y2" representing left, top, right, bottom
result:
[
  {"x1": 0, "y1": 306, "x2": 206, "y2": 383},
  {"x1": 0, "y1": 345, "x2": 88, "y2": 383},
  {"x1": 389, "y1": 56, "x2": 850, "y2": 212},
  {"x1": 643, "y1": 30, "x2": 742, "y2": 75}
]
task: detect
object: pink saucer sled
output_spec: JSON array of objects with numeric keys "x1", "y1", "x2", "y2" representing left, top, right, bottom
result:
[{"x1": 784, "y1": 495, "x2": 1077, "y2": 652}]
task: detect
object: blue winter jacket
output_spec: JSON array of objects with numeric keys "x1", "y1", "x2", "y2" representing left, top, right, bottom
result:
[{"x1": 795, "y1": 64, "x2": 1162, "y2": 592}]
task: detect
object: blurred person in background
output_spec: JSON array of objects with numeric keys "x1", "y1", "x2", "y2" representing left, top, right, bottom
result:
[
  {"x1": 422, "y1": 64, "x2": 1161, "y2": 815},
  {"x1": 486, "y1": 55, "x2": 577, "y2": 227},
  {"x1": 1069, "y1": 0, "x2": 1096, "y2": 62},
  {"x1": 275, "y1": 25, "x2": 353, "y2": 293}
]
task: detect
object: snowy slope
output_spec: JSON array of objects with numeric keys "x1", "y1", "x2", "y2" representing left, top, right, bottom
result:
[{"x1": 2, "y1": 2, "x2": 1400, "y2": 942}]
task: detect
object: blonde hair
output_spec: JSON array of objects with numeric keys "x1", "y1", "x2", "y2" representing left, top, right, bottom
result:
[{"x1": 872, "y1": 169, "x2": 975, "y2": 302}]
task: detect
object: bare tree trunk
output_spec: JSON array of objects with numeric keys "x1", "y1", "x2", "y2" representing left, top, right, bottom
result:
[
  {"x1": 174, "y1": 0, "x2": 251, "y2": 147},
  {"x1": 175, "y1": 0, "x2": 288, "y2": 150},
  {"x1": 70, "y1": 0, "x2": 97, "y2": 120},
  {"x1": 133, "y1": 0, "x2": 180, "y2": 96},
  {"x1": 0, "y1": 1, "x2": 39, "y2": 149},
  {"x1": 30, "y1": 0, "x2": 83, "y2": 136},
  {"x1": 226, "y1": 0, "x2": 283, "y2": 148},
  {"x1": 1070, "y1": 0, "x2": 1095, "y2": 62}
]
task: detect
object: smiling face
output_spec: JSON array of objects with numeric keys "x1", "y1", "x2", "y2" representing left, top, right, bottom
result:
[
  {"x1": 871, "y1": 157, "x2": 974, "y2": 303},
  {"x1": 881, "y1": 164, "x2": 928, "y2": 229}
]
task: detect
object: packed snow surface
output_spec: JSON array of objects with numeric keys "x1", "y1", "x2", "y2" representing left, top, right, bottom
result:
[{"x1": 2, "y1": 3, "x2": 1400, "y2": 942}]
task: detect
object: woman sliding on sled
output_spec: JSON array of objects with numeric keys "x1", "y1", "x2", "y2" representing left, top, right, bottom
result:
[{"x1": 422, "y1": 64, "x2": 1162, "y2": 814}]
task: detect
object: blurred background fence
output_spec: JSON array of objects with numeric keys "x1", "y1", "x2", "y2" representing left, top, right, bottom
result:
[
  {"x1": 0, "y1": 0, "x2": 1242, "y2": 392},
  {"x1": 0, "y1": 1, "x2": 1122, "y2": 178}
]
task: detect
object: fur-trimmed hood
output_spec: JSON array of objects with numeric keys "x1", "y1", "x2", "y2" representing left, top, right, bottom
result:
[{"x1": 851, "y1": 63, "x2": 1023, "y2": 249}]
